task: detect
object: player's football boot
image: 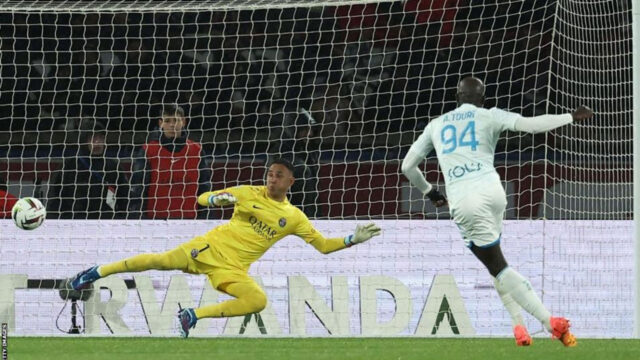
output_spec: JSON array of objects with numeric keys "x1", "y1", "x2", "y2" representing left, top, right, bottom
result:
[
  {"x1": 513, "y1": 325, "x2": 532, "y2": 346},
  {"x1": 70, "y1": 265, "x2": 101, "y2": 290},
  {"x1": 178, "y1": 305, "x2": 197, "y2": 338},
  {"x1": 550, "y1": 317, "x2": 577, "y2": 347}
]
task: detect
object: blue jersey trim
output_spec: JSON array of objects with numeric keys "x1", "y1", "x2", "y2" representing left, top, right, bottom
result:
[
  {"x1": 467, "y1": 234, "x2": 502, "y2": 249},
  {"x1": 478, "y1": 234, "x2": 502, "y2": 248}
]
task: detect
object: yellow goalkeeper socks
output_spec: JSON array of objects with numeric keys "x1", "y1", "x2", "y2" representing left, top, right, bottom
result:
[
  {"x1": 194, "y1": 281, "x2": 267, "y2": 319},
  {"x1": 99, "y1": 248, "x2": 188, "y2": 277}
]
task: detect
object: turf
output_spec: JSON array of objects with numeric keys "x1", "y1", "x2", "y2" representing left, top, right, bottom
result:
[{"x1": 7, "y1": 337, "x2": 640, "y2": 360}]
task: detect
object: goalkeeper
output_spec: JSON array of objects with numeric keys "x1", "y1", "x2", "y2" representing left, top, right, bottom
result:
[{"x1": 70, "y1": 158, "x2": 381, "y2": 337}]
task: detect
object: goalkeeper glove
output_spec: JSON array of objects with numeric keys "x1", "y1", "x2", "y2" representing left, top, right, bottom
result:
[
  {"x1": 344, "y1": 223, "x2": 382, "y2": 247},
  {"x1": 426, "y1": 188, "x2": 447, "y2": 207},
  {"x1": 208, "y1": 192, "x2": 237, "y2": 207}
]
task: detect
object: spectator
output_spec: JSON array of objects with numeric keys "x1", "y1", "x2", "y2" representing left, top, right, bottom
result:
[
  {"x1": 128, "y1": 105, "x2": 211, "y2": 219},
  {"x1": 311, "y1": 84, "x2": 350, "y2": 139},
  {"x1": 0, "y1": 175, "x2": 18, "y2": 219},
  {"x1": 404, "y1": 0, "x2": 460, "y2": 48},
  {"x1": 47, "y1": 120, "x2": 129, "y2": 219},
  {"x1": 272, "y1": 106, "x2": 322, "y2": 218}
]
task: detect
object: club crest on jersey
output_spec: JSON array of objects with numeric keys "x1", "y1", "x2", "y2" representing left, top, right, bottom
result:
[
  {"x1": 190, "y1": 249, "x2": 199, "y2": 258},
  {"x1": 279, "y1": 218, "x2": 287, "y2": 227}
]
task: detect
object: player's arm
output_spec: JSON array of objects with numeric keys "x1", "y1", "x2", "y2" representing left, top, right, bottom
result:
[
  {"x1": 508, "y1": 105, "x2": 593, "y2": 134},
  {"x1": 401, "y1": 127, "x2": 447, "y2": 207},
  {"x1": 296, "y1": 215, "x2": 381, "y2": 254},
  {"x1": 197, "y1": 186, "x2": 244, "y2": 207}
]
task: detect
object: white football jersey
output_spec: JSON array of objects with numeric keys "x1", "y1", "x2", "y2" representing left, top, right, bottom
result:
[{"x1": 410, "y1": 103, "x2": 522, "y2": 188}]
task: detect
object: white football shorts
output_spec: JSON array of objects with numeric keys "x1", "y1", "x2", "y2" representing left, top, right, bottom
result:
[{"x1": 447, "y1": 176, "x2": 507, "y2": 249}]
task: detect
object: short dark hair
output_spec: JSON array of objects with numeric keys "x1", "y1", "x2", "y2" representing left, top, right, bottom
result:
[
  {"x1": 268, "y1": 158, "x2": 294, "y2": 174},
  {"x1": 160, "y1": 104, "x2": 185, "y2": 119}
]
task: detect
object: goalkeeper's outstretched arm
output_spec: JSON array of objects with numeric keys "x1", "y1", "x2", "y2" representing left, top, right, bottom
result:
[
  {"x1": 298, "y1": 220, "x2": 382, "y2": 254},
  {"x1": 197, "y1": 191, "x2": 237, "y2": 207}
]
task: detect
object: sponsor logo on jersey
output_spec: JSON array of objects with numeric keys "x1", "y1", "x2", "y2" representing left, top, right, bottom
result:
[
  {"x1": 448, "y1": 162, "x2": 483, "y2": 180},
  {"x1": 249, "y1": 215, "x2": 277, "y2": 241}
]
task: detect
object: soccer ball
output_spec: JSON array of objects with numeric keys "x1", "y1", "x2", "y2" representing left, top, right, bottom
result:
[{"x1": 11, "y1": 197, "x2": 46, "y2": 230}]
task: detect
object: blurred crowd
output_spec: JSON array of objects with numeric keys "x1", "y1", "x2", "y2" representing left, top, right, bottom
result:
[
  {"x1": 1, "y1": 1, "x2": 555, "y2": 146},
  {"x1": 0, "y1": 0, "x2": 629, "y2": 220}
]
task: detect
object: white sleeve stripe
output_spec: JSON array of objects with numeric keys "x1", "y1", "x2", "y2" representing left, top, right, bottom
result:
[{"x1": 513, "y1": 114, "x2": 573, "y2": 134}]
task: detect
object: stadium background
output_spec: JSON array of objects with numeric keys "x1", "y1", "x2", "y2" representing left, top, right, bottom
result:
[
  {"x1": 0, "y1": 1, "x2": 637, "y2": 358},
  {"x1": 1, "y1": 0, "x2": 630, "y2": 221}
]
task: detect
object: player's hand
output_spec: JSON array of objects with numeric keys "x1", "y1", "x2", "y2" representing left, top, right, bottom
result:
[
  {"x1": 210, "y1": 192, "x2": 237, "y2": 207},
  {"x1": 350, "y1": 223, "x2": 382, "y2": 245},
  {"x1": 572, "y1": 105, "x2": 593, "y2": 122},
  {"x1": 426, "y1": 188, "x2": 447, "y2": 207}
]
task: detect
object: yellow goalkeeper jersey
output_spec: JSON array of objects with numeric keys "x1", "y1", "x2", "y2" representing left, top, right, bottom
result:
[{"x1": 196, "y1": 185, "x2": 346, "y2": 270}]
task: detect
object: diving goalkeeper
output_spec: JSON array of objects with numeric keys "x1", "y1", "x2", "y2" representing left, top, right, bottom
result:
[{"x1": 70, "y1": 158, "x2": 381, "y2": 337}]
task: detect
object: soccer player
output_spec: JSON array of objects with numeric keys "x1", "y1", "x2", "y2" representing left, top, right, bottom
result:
[
  {"x1": 401, "y1": 76, "x2": 592, "y2": 347},
  {"x1": 70, "y1": 158, "x2": 381, "y2": 337}
]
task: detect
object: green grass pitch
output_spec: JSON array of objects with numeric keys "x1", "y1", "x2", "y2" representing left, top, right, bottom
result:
[{"x1": 8, "y1": 337, "x2": 640, "y2": 360}]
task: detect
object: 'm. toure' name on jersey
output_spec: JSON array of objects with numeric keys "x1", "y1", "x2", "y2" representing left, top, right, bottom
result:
[{"x1": 443, "y1": 110, "x2": 476, "y2": 122}]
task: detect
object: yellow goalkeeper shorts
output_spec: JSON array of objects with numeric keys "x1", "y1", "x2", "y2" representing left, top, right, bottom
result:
[{"x1": 177, "y1": 235, "x2": 254, "y2": 290}]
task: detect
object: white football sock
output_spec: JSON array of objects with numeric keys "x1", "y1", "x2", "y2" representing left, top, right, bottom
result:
[
  {"x1": 495, "y1": 267, "x2": 551, "y2": 332},
  {"x1": 492, "y1": 276, "x2": 524, "y2": 327}
]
